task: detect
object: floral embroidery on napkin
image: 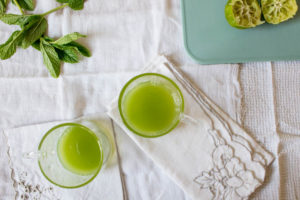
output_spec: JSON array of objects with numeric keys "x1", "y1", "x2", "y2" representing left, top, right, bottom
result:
[
  {"x1": 14, "y1": 171, "x2": 59, "y2": 200},
  {"x1": 194, "y1": 130, "x2": 261, "y2": 200}
]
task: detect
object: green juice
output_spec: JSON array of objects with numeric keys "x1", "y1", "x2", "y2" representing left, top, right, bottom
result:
[
  {"x1": 123, "y1": 82, "x2": 181, "y2": 135},
  {"x1": 57, "y1": 126, "x2": 102, "y2": 175}
]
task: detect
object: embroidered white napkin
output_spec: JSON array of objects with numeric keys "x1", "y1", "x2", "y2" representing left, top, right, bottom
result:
[
  {"x1": 2, "y1": 114, "x2": 124, "y2": 200},
  {"x1": 107, "y1": 56, "x2": 274, "y2": 200}
]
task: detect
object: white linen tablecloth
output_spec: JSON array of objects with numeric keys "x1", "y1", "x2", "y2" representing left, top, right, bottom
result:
[{"x1": 0, "y1": 0, "x2": 299, "y2": 199}]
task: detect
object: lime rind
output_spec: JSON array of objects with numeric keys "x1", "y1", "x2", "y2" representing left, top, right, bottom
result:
[
  {"x1": 261, "y1": 0, "x2": 298, "y2": 24},
  {"x1": 225, "y1": 0, "x2": 264, "y2": 28}
]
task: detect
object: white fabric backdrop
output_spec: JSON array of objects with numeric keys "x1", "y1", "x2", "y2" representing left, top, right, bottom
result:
[
  {"x1": 241, "y1": 63, "x2": 300, "y2": 200},
  {"x1": 0, "y1": 0, "x2": 299, "y2": 199}
]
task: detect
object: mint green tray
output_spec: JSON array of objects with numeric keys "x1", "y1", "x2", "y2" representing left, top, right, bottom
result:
[{"x1": 181, "y1": 0, "x2": 300, "y2": 64}]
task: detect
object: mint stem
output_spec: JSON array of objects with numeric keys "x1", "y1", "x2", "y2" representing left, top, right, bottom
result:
[
  {"x1": 13, "y1": 0, "x2": 24, "y2": 15},
  {"x1": 42, "y1": 4, "x2": 68, "y2": 17}
]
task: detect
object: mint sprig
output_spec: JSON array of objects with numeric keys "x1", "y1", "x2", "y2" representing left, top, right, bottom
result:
[
  {"x1": 33, "y1": 34, "x2": 91, "y2": 69},
  {"x1": 0, "y1": 0, "x2": 91, "y2": 78}
]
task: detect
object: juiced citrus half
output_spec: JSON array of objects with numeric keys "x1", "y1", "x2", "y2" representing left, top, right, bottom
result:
[
  {"x1": 261, "y1": 0, "x2": 298, "y2": 24},
  {"x1": 225, "y1": 0, "x2": 264, "y2": 29}
]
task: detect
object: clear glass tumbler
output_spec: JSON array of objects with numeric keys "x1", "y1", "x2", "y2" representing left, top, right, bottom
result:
[
  {"x1": 37, "y1": 121, "x2": 111, "y2": 188},
  {"x1": 118, "y1": 73, "x2": 185, "y2": 138}
]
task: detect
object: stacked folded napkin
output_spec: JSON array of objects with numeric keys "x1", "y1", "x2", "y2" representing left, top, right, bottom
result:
[
  {"x1": 107, "y1": 56, "x2": 274, "y2": 200},
  {"x1": 2, "y1": 114, "x2": 123, "y2": 200}
]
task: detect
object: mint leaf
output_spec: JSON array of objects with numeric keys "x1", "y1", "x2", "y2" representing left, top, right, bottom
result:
[
  {"x1": 55, "y1": 45, "x2": 79, "y2": 63},
  {"x1": 0, "y1": 2, "x2": 91, "y2": 79},
  {"x1": 67, "y1": 41, "x2": 91, "y2": 57},
  {"x1": 0, "y1": 30, "x2": 24, "y2": 60},
  {"x1": 22, "y1": 17, "x2": 47, "y2": 49},
  {"x1": 12, "y1": 0, "x2": 34, "y2": 11},
  {"x1": 69, "y1": 0, "x2": 84, "y2": 10},
  {"x1": 20, "y1": 15, "x2": 42, "y2": 28},
  {"x1": 40, "y1": 39, "x2": 61, "y2": 78},
  {"x1": 51, "y1": 32, "x2": 86, "y2": 45},
  {"x1": 18, "y1": 0, "x2": 34, "y2": 10},
  {"x1": 43, "y1": 36, "x2": 54, "y2": 42},
  {"x1": 32, "y1": 36, "x2": 54, "y2": 51},
  {"x1": 0, "y1": 14, "x2": 29, "y2": 25},
  {"x1": 31, "y1": 39, "x2": 40, "y2": 51},
  {"x1": 0, "y1": 14, "x2": 43, "y2": 28},
  {"x1": 0, "y1": 14, "x2": 25, "y2": 25},
  {"x1": 0, "y1": 0, "x2": 6, "y2": 14},
  {"x1": 56, "y1": 0, "x2": 84, "y2": 10},
  {"x1": 34, "y1": 37, "x2": 79, "y2": 63}
]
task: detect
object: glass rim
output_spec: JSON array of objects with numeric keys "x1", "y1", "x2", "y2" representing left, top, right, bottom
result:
[
  {"x1": 118, "y1": 73, "x2": 185, "y2": 138},
  {"x1": 38, "y1": 123, "x2": 104, "y2": 189}
]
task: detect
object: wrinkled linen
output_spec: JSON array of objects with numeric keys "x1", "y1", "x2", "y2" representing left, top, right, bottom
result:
[{"x1": 0, "y1": 0, "x2": 299, "y2": 199}]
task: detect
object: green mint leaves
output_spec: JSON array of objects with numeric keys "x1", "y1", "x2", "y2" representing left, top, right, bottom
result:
[
  {"x1": 0, "y1": 0, "x2": 7, "y2": 14},
  {"x1": 67, "y1": 41, "x2": 91, "y2": 57},
  {"x1": 56, "y1": 0, "x2": 84, "y2": 10},
  {"x1": 12, "y1": 0, "x2": 34, "y2": 11},
  {"x1": 0, "y1": 0, "x2": 91, "y2": 78},
  {"x1": 51, "y1": 32, "x2": 86, "y2": 45},
  {"x1": 34, "y1": 34, "x2": 91, "y2": 63},
  {"x1": 56, "y1": 45, "x2": 80, "y2": 63},
  {"x1": 22, "y1": 16, "x2": 47, "y2": 48},
  {"x1": 18, "y1": 0, "x2": 34, "y2": 11},
  {"x1": 0, "y1": 15, "x2": 48, "y2": 56},
  {"x1": 31, "y1": 34, "x2": 91, "y2": 77},
  {"x1": 69, "y1": 0, "x2": 84, "y2": 10},
  {"x1": 40, "y1": 38, "x2": 61, "y2": 78},
  {"x1": 0, "y1": 30, "x2": 24, "y2": 59},
  {"x1": 0, "y1": 14, "x2": 30, "y2": 25}
]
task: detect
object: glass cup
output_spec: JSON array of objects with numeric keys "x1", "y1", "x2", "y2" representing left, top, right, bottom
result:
[
  {"x1": 118, "y1": 73, "x2": 185, "y2": 138},
  {"x1": 36, "y1": 121, "x2": 111, "y2": 188}
]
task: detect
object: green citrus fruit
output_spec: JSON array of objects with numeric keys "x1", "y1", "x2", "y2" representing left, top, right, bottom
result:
[
  {"x1": 225, "y1": 0, "x2": 264, "y2": 29},
  {"x1": 261, "y1": 0, "x2": 298, "y2": 24}
]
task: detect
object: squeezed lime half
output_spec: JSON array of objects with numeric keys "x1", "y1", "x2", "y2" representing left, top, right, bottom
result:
[
  {"x1": 225, "y1": 0, "x2": 264, "y2": 28},
  {"x1": 261, "y1": 0, "x2": 298, "y2": 24}
]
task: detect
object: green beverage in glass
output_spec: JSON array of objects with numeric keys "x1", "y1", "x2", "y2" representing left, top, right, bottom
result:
[
  {"x1": 37, "y1": 121, "x2": 111, "y2": 188},
  {"x1": 57, "y1": 125, "x2": 102, "y2": 175},
  {"x1": 119, "y1": 73, "x2": 184, "y2": 137}
]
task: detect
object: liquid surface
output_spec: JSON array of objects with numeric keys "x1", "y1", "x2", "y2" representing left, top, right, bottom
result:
[
  {"x1": 123, "y1": 82, "x2": 181, "y2": 135},
  {"x1": 57, "y1": 126, "x2": 102, "y2": 175}
]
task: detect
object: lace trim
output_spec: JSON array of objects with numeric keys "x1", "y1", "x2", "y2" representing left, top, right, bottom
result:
[
  {"x1": 164, "y1": 61, "x2": 267, "y2": 200},
  {"x1": 194, "y1": 129, "x2": 261, "y2": 200},
  {"x1": 4, "y1": 130, "x2": 59, "y2": 200},
  {"x1": 16, "y1": 172, "x2": 59, "y2": 200},
  {"x1": 165, "y1": 60, "x2": 268, "y2": 167}
]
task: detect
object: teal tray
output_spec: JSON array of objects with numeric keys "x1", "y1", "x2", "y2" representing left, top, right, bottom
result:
[{"x1": 181, "y1": 0, "x2": 300, "y2": 64}]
